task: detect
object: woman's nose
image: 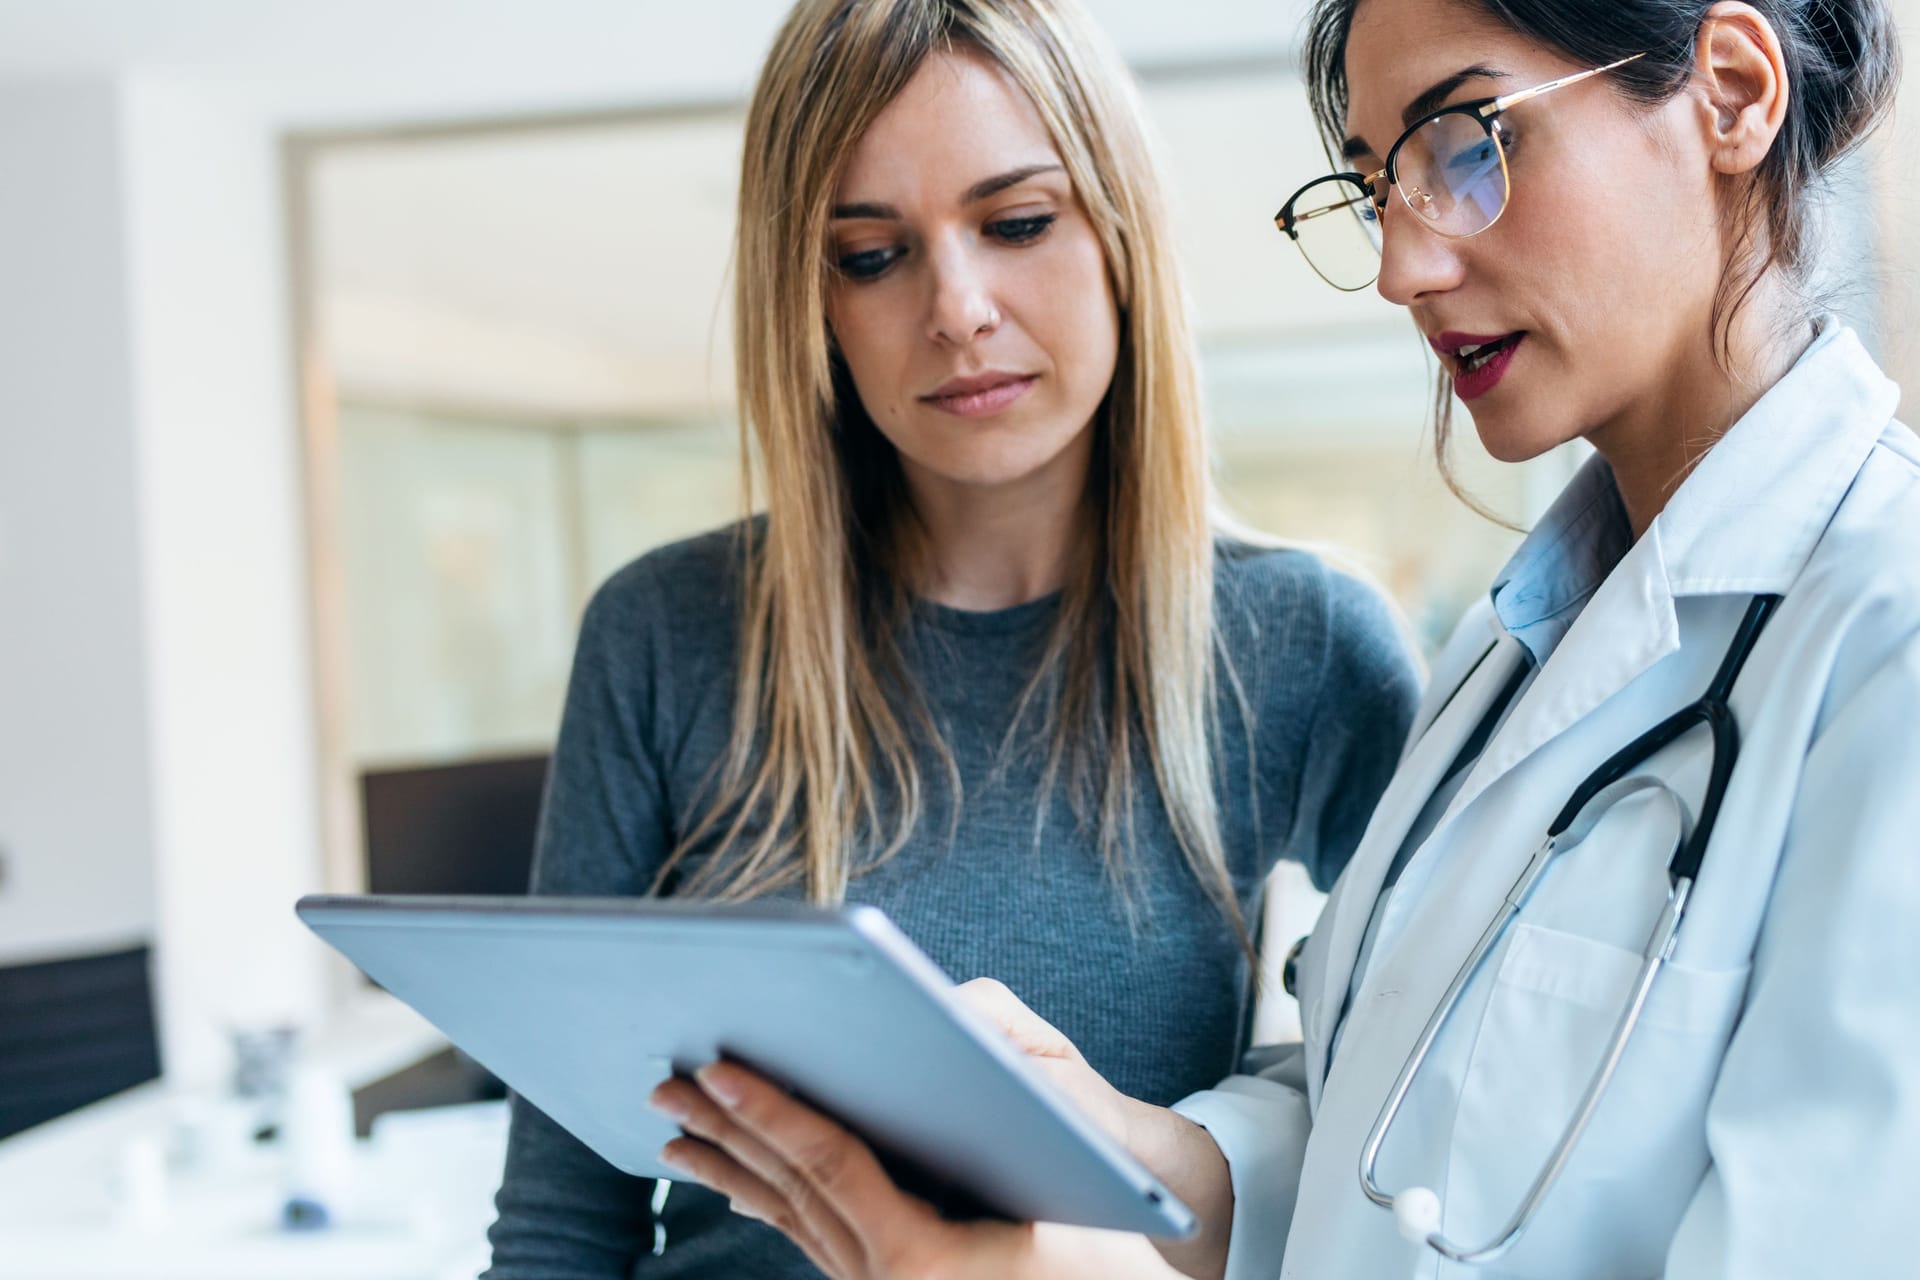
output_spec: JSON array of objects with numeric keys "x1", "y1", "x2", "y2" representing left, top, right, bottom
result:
[
  {"x1": 925, "y1": 240, "x2": 1001, "y2": 344},
  {"x1": 1374, "y1": 196, "x2": 1466, "y2": 308}
]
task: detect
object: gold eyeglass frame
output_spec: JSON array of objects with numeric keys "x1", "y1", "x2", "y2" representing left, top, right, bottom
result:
[{"x1": 1275, "y1": 53, "x2": 1647, "y2": 291}]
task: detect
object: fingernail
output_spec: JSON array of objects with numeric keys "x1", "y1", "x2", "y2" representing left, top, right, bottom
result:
[
  {"x1": 730, "y1": 1199, "x2": 768, "y2": 1224},
  {"x1": 650, "y1": 1091, "x2": 689, "y2": 1123},
  {"x1": 697, "y1": 1065, "x2": 743, "y2": 1108},
  {"x1": 658, "y1": 1145, "x2": 691, "y2": 1175}
]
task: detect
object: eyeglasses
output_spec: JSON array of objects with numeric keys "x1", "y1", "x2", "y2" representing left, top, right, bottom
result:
[{"x1": 1274, "y1": 54, "x2": 1645, "y2": 291}]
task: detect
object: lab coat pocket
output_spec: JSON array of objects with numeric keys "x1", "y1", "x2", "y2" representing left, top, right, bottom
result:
[{"x1": 1440, "y1": 922, "x2": 1750, "y2": 1280}]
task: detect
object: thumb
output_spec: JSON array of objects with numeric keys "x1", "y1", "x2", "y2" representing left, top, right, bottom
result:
[{"x1": 955, "y1": 978, "x2": 1082, "y2": 1062}]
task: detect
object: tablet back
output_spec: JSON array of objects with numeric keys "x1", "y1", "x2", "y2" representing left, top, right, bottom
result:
[{"x1": 296, "y1": 895, "x2": 1194, "y2": 1238}]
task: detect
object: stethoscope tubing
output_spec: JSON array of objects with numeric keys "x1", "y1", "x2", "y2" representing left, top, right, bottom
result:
[
  {"x1": 1549, "y1": 596, "x2": 1780, "y2": 875},
  {"x1": 1359, "y1": 594, "x2": 1782, "y2": 1264}
]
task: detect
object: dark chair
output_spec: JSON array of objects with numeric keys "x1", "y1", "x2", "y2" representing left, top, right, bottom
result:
[{"x1": 0, "y1": 944, "x2": 162, "y2": 1141}]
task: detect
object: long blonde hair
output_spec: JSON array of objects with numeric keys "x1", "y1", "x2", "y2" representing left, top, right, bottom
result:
[{"x1": 657, "y1": 0, "x2": 1246, "y2": 946}]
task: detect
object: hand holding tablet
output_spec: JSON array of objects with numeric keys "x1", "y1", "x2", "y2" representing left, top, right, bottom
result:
[
  {"x1": 650, "y1": 1059, "x2": 1184, "y2": 1280},
  {"x1": 296, "y1": 894, "x2": 1195, "y2": 1238}
]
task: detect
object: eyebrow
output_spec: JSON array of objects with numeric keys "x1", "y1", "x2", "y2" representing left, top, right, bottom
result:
[
  {"x1": 1339, "y1": 65, "x2": 1511, "y2": 162},
  {"x1": 830, "y1": 162, "x2": 1065, "y2": 220}
]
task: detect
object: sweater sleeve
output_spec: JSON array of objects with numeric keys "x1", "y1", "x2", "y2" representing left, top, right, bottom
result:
[
  {"x1": 483, "y1": 561, "x2": 679, "y2": 1279},
  {"x1": 1287, "y1": 565, "x2": 1423, "y2": 891}
]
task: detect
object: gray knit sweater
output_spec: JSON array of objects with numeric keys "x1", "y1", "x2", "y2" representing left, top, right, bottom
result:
[{"x1": 483, "y1": 524, "x2": 1420, "y2": 1279}]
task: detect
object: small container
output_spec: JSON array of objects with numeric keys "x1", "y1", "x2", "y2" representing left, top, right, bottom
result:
[
  {"x1": 279, "y1": 1065, "x2": 355, "y2": 1232},
  {"x1": 115, "y1": 1134, "x2": 171, "y2": 1231}
]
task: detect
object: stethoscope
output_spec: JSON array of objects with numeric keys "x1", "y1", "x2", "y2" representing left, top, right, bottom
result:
[{"x1": 1360, "y1": 592, "x2": 1782, "y2": 1267}]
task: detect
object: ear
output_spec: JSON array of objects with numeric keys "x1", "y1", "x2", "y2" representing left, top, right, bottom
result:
[{"x1": 1693, "y1": 1, "x2": 1790, "y2": 176}]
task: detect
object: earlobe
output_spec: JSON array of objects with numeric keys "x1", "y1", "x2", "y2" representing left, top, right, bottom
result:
[{"x1": 1696, "y1": 2, "x2": 1790, "y2": 176}]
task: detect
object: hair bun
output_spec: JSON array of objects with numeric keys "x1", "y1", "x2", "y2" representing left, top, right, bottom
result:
[{"x1": 1790, "y1": 0, "x2": 1903, "y2": 165}]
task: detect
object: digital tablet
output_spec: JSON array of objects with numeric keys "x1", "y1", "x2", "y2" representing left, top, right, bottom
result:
[{"x1": 295, "y1": 894, "x2": 1195, "y2": 1238}]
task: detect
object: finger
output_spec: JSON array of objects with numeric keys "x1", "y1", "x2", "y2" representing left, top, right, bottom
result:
[
  {"x1": 955, "y1": 978, "x2": 1081, "y2": 1061},
  {"x1": 1031, "y1": 1222, "x2": 1180, "y2": 1276},
  {"x1": 653, "y1": 1078, "x2": 866, "y2": 1276},
  {"x1": 694, "y1": 1062, "x2": 945, "y2": 1269},
  {"x1": 660, "y1": 1135, "x2": 861, "y2": 1278},
  {"x1": 653, "y1": 1079, "x2": 865, "y2": 1273}
]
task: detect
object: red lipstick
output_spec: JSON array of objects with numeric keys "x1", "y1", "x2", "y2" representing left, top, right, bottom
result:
[{"x1": 1429, "y1": 331, "x2": 1526, "y2": 401}]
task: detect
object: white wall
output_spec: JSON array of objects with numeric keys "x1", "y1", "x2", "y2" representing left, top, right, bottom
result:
[
  {"x1": 1882, "y1": 0, "x2": 1920, "y2": 405},
  {"x1": 0, "y1": 72, "x2": 329, "y2": 1083},
  {"x1": 117, "y1": 77, "x2": 331, "y2": 1086},
  {"x1": 0, "y1": 79, "x2": 158, "y2": 967}
]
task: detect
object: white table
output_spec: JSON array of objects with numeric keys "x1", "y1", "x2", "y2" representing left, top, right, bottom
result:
[{"x1": 0, "y1": 994, "x2": 507, "y2": 1280}]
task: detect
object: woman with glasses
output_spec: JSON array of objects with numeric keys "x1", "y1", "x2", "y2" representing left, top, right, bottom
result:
[
  {"x1": 656, "y1": 0, "x2": 1920, "y2": 1277},
  {"x1": 481, "y1": 0, "x2": 1424, "y2": 1276}
]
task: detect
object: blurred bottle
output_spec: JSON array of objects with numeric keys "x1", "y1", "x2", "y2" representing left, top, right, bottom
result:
[
  {"x1": 280, "y1": 1065, "x2": 355, "y2": 1231},
  {"x1": 228, "y1": 1023, "x2": 300, "y2": 1142}
]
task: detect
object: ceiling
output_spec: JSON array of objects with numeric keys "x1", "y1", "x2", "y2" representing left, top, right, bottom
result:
[{"x1": 0, "y1": 1, "x2": 1312, "y2": 123}]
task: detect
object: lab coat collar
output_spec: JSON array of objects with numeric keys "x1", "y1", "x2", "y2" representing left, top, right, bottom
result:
[
  {"x1": 1447, "y1": 324, "x2": 1895, "y2": 835},
  {"x1": 1305, "y1": 625, "x2": 1530, "y2": 1103},
  {"x1": 1491, "y1": 322, "x2": 1898, "y2": 642},
  {"x1": 1654, "y1": 322, "x2": 1899, "y2": 597}
]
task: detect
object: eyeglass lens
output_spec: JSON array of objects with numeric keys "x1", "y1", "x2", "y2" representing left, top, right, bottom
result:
[
  {"x1": 1281, "y1": 176, "x2": 1382, "y2": 291},
  {"x1": 1285, "y1": 113, "x2": 1509, "y2": 289},
  {"x1": 1393, "y1": 114, "x2": 1507, "y2": 236}
]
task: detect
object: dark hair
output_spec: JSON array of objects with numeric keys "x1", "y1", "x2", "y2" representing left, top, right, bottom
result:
[{"x1": 1303, "y1": 0, "x2": 1902, "y2": 512}]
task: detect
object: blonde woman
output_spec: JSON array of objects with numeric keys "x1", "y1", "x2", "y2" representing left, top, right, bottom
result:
[{"x1": 483, "y1": 0, "x2": 1418, "y2": 1276}]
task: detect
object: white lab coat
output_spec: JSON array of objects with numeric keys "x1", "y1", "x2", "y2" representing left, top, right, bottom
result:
[{"x1": 1174, "y1": 324, "x2": 1920, "y2": 1279}]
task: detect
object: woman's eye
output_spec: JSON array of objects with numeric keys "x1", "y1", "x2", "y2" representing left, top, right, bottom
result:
[
  {"x1": 838, "y1": 246, "x2": 902, "y2": 281},
  {"x1": 986, "y1": 213, "x2": 1055, "y2": 244},
  {"x1": 1492, "y1": 120, "x2": 1519, "y2": 160}
]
